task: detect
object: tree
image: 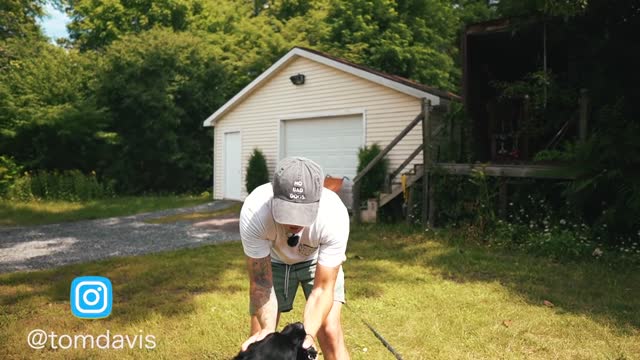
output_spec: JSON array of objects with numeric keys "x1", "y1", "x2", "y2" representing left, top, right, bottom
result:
[
  {"x1": 94, "y1": 29, "x2": 228, "y2": 193},
  {"x1": 0, "y1": 38, "x2": 108, "y2": 172},
  {"x1": 66, "y1": 0, "x2": 198, "y2": 50},
  {"x1": 321, "y1": 0, "x2": 459, "y2": 90},
  {"x1": 188, "y1": 1, "x2": 291, "y2": 94},
  {"x1": 0, "y1": 0, "x2": 45, "y2": 41}
]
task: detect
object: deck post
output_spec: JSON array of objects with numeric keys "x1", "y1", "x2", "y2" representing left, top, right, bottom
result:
[
  {"x1": 499, "y1": 179, "x2": 508, "y2": 219},
  {"x1": 406, "y1": 183, "x2": 414, "y2": 224},
  {"x1": 352, "y1": 181, "x2": 361, "y2": 223},
  {"x1": 579, "y1": 88, "x2": 589, "y2": 142},
  {"x1": 422, "y1": 98, "x2": 432, "y2": 226}
]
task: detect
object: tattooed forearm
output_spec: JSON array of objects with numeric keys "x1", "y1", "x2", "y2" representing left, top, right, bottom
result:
[
  {"x1": 252, "y1": 258, "x2": 272, "y2": 290},
  {"x1": 247, "y1": 257, "x2": 278, "y2": 331}
]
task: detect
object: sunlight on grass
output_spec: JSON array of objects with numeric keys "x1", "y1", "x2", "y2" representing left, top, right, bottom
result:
[
  {"x1": 144, "y1": 203, "x2": 242, "y2": 224},
  {"x1": 0, "y1": 195, "x2": 212, "y2": 227},
  {"x1": 0, "y1": 225, "x2": 638, "y2": 359}
]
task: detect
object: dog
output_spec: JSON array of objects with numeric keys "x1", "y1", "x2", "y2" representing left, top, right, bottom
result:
[{"x1": 233, "y1": 322, "x2": 318, "y2": 360}]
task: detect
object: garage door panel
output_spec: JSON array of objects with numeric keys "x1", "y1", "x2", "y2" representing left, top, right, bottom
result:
[{"x1": 283, "y1": 115, "x2": 363, "y2": 179}]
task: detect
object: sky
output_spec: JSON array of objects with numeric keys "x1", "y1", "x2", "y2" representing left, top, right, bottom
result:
[{"x1": 38, "y1": 3, "x2": 71, "y2": 40}]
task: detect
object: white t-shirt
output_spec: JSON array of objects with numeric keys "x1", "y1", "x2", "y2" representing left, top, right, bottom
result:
[{"x1": 240, "y1": 183, "x2": 349, "y2": 268}]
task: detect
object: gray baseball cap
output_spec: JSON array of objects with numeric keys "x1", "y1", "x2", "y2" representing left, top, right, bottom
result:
[{"x1": 272, "y1": 157, "x2": 324, "y2": 226}]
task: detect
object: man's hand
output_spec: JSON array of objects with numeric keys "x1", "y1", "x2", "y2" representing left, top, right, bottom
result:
[
  {"x1": 241, "y1": 328, "x2": 274, "y2": 351},
  {"x1": 302, "y1": 333, "x2": 316, "y2": 350}
]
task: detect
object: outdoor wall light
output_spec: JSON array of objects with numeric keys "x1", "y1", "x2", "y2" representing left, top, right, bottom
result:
[{"x1": 290, "y1": 73, "x2": 305, "y2": 85}]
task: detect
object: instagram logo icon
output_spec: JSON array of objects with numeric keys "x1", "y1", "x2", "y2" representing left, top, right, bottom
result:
[{"x1": 70, "y1": 276, "x2": 112, "y2": 319}]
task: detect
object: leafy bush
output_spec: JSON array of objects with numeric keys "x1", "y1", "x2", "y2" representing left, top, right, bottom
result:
[
  {"x1": 357, "y1": 144, "x2": 388, "y2": 200},
  {"x1": 246, "y1": 148, "x2": 269, "y2": 194},
  {"x1": 6, "y1": 170, "x2": 114, "y2": 201},
  {"x1": 533, "y1": 142, "x2": 579, "y2": 162},
  {"x1": 0, "y1": 156, "x2": 23, "y2": 198},
  {"x1": 565, "y1": 102, "x2": 640, "y2": 244}
]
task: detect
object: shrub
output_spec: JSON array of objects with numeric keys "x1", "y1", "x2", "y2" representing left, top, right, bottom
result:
[
  {"x1": 0, "y1": 156, "x2": 23, "y2": 198},
  {"x1": 6, "y1": 170, "x2": 114, "y2": 201},
  {"x1": 246, "y1": 148, "x2": 269, "y2": 194},
  {"x1": 357, "y1": 143, "x2": 388, "y2": 200}
]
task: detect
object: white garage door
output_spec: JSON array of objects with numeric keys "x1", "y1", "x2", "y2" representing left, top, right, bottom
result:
[{"x1": 283, "y1": 114, "x2": 363, "y2": 179}]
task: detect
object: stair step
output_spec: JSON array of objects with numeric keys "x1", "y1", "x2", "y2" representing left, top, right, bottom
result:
[{"x1": 378, "y1": 168, "x2": 424, "y2": 207}]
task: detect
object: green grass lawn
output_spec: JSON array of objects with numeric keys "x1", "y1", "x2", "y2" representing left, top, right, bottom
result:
[
  {"x1": 0, "y1": 195, "x2": 212, "y2": 227},
  {"x1": 1, "y1": 224, "x2": 638, "y2": 359}
]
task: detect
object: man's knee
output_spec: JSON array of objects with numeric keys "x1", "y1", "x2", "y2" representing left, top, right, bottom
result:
[
  {"x1": 321, "y1": 318, "x2": 343, "y2": 339},
  {"x1": 318, "y1": 306, "x2": 344, "y2": 345}
]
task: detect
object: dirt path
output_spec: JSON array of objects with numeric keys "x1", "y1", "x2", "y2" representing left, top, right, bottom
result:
[{"x1": 0, "y1": 201, "x2": 240, "y2": 273}]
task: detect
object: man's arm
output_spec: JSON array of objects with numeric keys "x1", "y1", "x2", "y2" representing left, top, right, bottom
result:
[
  {"x1": 303, "y1": 263, "x2": 340, "y2": 340},
  {"x1": 242, "y1": 255, "x2": 278, "y2": 350}
]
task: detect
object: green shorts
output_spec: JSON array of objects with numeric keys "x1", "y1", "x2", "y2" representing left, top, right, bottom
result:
[{"x1": 271, "y1": 260, "x2": 345, "y2": 313}]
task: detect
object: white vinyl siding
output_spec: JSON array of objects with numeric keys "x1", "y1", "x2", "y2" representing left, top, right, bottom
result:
[{"x1": 213, "y1": 56, "x2": 425, "y2": 199}]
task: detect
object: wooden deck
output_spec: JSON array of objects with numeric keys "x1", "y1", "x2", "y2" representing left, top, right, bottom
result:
[{"x1": 431, "y1": 162, "x2": 579, "y2": 180}]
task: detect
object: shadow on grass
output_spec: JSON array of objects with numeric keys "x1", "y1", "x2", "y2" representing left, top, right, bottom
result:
[
  {"x1": 0, "y1": 242, "x2": 246, "y2": 326},
  {"x1": 347, "y1": 224, "x2": 640, "y2": 333}
]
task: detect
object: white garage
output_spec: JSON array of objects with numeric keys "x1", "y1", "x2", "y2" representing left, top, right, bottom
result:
[{"x1": 204, "y1": 46, "x2": 456, "y2": 200}]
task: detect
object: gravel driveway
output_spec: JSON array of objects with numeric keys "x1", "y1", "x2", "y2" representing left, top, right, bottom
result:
[{"x1": 0, "y1": 201, "x2": 241, "y2": 273}]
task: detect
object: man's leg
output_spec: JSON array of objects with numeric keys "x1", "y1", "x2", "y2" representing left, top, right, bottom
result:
[{"x1": 316, "y1": 301, "x2": 350, "y2": 360}]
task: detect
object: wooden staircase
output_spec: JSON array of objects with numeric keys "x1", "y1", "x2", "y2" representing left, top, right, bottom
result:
[
  {"x1": 352, "y1": 97, "x2": 447, "y2": 225},
  {"x1": 378, "y1": 164, "x2": 424, "y2": 207},
  {"x1": 377, "y1": 116, "x2": 450, "y2": 208}
]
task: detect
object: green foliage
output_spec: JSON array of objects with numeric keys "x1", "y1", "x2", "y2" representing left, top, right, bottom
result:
[
  {"x1": 491, "y1": 70, "x2": 578, "y2": 144},
  {"x1": 431, "y1": 169, "x2": 640, "y2": 262},
  {"x1": 95, "y1": 29, "x2": 225, "y2": 194},
  {"x1": 453, "y1": 0, "x2": 498, "y2": 26},
  {"x1": 245, "y1": 148, "x2": 269, "y2": 194},
  {"x1": 67, "y1": 0, "x2": 198, "y2": 50},
  {"x1": 322, "y1": 0, "x2": 459, "y2": 90},
  {"x1": 357, "y1": 144, "x2": 388, "y2": 200},
  {"x1": 0, "y1": 39, "x2": 109, "y2": 172},
  {"x1": 269, "y1": 0, "x2": 314, "y2": 20},
  {"x1": 496, "y1": 0, "x2": 588, "y2": 18},
  {"x1": 468, "y1": 168, "x2": 497, "y2": 229},
  {"x1": 533, "y1": 142, "x2": 578, "y2": 162},
  {"x1": 566, "y1": 103, "x2": 640, "y2": 243},
  {"x1": 0, "y1": 0, "x2": 45, "y2": 41},
  {"x1": 6, "y1": 170, "x2": 114, "y2": 201},
  {"x1": 189, "y1": 1, "x2": 291, "y2": 93},
  {"x1": 0, "y1": 155, "x2": 23, "y2": 197}
]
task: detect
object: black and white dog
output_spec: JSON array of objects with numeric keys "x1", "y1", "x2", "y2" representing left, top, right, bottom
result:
[{"x1": 233, "y1": 322, "x2": 318, "y2": 360}]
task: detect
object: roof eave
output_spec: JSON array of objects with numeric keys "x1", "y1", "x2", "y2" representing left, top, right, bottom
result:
[{"x1": 203, "y1": 47, "x2": 457, "y2": 127}]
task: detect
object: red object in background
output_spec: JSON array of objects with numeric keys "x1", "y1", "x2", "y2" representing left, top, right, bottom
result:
[{"x1": 323, "y1": 177, "x2": 343, "y2": 192}]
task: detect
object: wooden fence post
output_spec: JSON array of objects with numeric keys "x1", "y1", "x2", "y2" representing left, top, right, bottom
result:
[
  {"x1": 498, "y1": 179, "x2": 508, "y2": 219},
  {"x1": 579, "y1": 88, "x2": 589, "y2": 142},
  {"x1": 422, "y1": 98, "x2": 432, "y2": 226},
  {"x1": 352, "y1": 181, "x2": 361, "y2": 224}
]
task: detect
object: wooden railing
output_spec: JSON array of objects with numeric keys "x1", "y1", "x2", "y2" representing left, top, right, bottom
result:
[
  {"x1": 384, "y1": 143, "x2": 423, "y2": 193},
  {"x1": 352, "y1": 98, "x2": 433, "y2": 223}
]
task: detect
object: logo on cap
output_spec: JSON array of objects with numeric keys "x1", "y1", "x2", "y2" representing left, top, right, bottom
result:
[{"x1": 290, "y1": 180, "x2": 306, "y2": 200}]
